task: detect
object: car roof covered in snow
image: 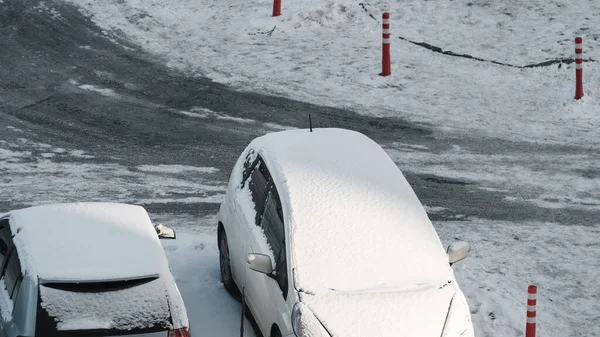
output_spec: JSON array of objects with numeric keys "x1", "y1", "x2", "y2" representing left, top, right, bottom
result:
[
  {"x1": 246, "y1": 128, "x2": 451, "y2": 292},
  {"x1": 6, "y1": 203, "x2": 169, "y2": 281}
]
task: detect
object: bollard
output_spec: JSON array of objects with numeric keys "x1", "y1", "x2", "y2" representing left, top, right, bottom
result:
[
  {"x1": 273, "y1": 0, "x2": 281, "y2": 17},
  {"x1": 526, "y1": 285, "x2": 537, "y2": 337},
  {"x1": 575, "y1": 37, "x2": 584, "y2": 100},
  {"x1": 380, "y1": 12, "x2": 391, "y2": 76}
]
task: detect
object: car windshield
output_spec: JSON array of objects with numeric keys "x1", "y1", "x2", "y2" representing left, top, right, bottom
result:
[{"x1": 35, "y1": 276, "x2": 172, "y2": 337}]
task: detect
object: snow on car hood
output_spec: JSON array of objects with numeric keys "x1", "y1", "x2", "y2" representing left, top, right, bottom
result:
[{"x1": 301, "y1": 283, "x2": 456, "y2": 337}]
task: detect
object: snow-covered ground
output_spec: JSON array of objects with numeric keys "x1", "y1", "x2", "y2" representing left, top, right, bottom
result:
[
  {"x1": 65, "y1": 0, "x2": 600, "y2": 147},
  {"x1": 385, "y1": 143, "x2": 600, "y2": 211},
  {"x1": 163, "y1": 218, "x2": 600, "y2": 337},
  {"x1": 2, "y1": 0, "x2": 599, "y2": 336},
  {"x1": 3, "y1": 126, "x2": 599, "y2": 336},
  {"x1": 0, "y1": 136, "x2": 224, "y2": 206},
  {"x1": 162, "y1": 232, "x2": 257, "y2": 337}
]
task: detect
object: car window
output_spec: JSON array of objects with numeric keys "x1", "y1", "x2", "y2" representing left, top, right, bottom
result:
[
  {"x1": 3, "y1": 250, "x2": 22, "y2": 300},
  {"x1": 260, "y1": 186, "x2": 288, "y2": 299},
  {"x1": 241, "y1": 149, "x2": 258, "y2": 186},
  {"x1": 248, "y1": 158, "x2": 272, "y2": 225},
  {"x1": 0, "y1": 220, "x2": 11, "y2": 268},
  {"x1": 36, "y1": 277, "x2": 171, "y2": 336}
]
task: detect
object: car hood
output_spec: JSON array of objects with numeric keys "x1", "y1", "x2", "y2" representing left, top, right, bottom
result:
[{"x1": 300, "y1": 283, "x2": 456, "y2": 337}]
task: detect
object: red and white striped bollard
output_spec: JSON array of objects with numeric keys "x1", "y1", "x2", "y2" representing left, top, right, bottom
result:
[
  {"x1": 575, "y1": 37, "x2": 584, "y2": 100},
  {"x1": 526, "y1": 285, "x2": 537, "y2": 337},
  {"x1": 380, "y1": 12, "x2": 391, "y2": 76},
  {"x1": 273, "y1": 0, "x2": 281, "y2": 16}
]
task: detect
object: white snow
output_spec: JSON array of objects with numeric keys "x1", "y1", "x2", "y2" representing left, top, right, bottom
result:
[
  {"x1": 424, "y1": 205, "x2": 449, "y2": 214},
  {"x1": 8, "y1": 203, "x2": 189, "y2": 330},
  {"x1": 33, "y1": 1, "x2": 63, "y2": 20},
  {"x1": 175, "y1": 108, "x2": 296, "y2": 130},
  {"x1": 39, "y1": 278, "x2": 171, "y2": 331},
  {"x1": 176, "y1": 107, "x2": 255, "y2": 124},
  {"x1": 4, "y1": 0, "x2": 600, "y2": 335},
  {"x1": 156, "y1": 217, "x2": 600, "y2": 337},
  {"x1": 435, "y1": 220, "x2": 600, "y2": 337},
  {"x1": 64, "y1": 0, "x2": 600, "y2": 147},
  {"x1": 249, "y1": 129, "x2": 451, "y2": 292},
  {"x1": 0, "y1": 148, "x2": 30, "y2": 161},
  {"x1": 384, "y1": 144, "x2": 600, "y2": 211},
  {"x1": 69, "y1": 150, "x2": 95, "y2": 159},
  {"x1": 137, "y1": 164, "x2": 219, "y2": 174},
  {"x1": 295, "y1": 303, "x2": 329, "y2": 337},
  {"x1": 9, "y1": 203, "x2": 171, "y2": 280},
  {"x1": 300, "y1": 285, "x2": 456, "y2": 337},
  {"x1": 6, "y1": 126, "x2": 24, "y2": 133},
  {"x1": 0, "y1": 280, "x2": 13, "y2": 323},
  {"x1": 78, "y1": 84, "x2": 117, "y2": 97},
  {"x1": 0, "y1": 138, "x2": 225, "y2": 206},
  {"x1": 161, "y1": 232, "x2": 257, "y2": 337}
]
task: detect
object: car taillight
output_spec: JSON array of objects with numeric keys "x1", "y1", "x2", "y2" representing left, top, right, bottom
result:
[{"x1": 168, "y1": 327, "x2": 190, "y2": 337}]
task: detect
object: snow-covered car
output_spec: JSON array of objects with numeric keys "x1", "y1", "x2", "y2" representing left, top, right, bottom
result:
[
  {"x1": 0, "y1": 203, "x2": 189, "y2": 337},
  {"x1": 218, "y1": 128, "x2": 474, "y2": 337}
]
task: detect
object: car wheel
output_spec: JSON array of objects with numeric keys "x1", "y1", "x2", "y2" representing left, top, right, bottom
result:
[
  {"x1": 271, "y1": 327, "x2": 282, "y2": 337},
  {"x1": 218, "y1": 228, "x2": 239, "y2": 297}
]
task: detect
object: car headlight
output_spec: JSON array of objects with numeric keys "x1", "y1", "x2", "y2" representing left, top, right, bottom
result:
[
  {"x1": 292, "y1": 304, "x2": 302, "y2": 336},
  {"x1": 441, "y1": 292, "x2": 474, "y2": 337},
  {"x1": 291, "y1": 303, "x2": 330, "y2": 337}
]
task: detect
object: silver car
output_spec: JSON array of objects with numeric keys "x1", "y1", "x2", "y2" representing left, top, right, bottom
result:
[{"x1": 0, "y1": 203, "x2": 189, "y2": 337}]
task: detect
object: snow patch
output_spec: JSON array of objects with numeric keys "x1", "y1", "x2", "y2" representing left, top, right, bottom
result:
[
  {"x1": 176, "y1": 109, "x2": 295, "y2": 130},
  {"x1": 161, "y1": 232, "x2": 257, "y2": 336},
  {"x1": 78, "y1": 84, "x2": 117, "y2": 97},
  {"x1": 137, "y1": 164, "x2": 218, "y2": 174},
  {"x1": 386, "y1": 146, "x2": 600, "y2": 211},
  {"x1": 69, "y1": 150, "x2": 95, "y2": 159},
  {"x1": 436, "y1": 220, "x2": 600, "y2": 337},
  {"x1": 6, "y1": 126, "x2": 24, "y2": 133},
  {"x1": 40, "y1": 278, "x2": 171, "y2": 331},
  {"x1": 263, "y1": 122, "x2": 297, "y2": 131},
  {"x1": 0, "y1": 280, "x2": 13, "y2": 322},
  {"x1": 0, "y1": 148, "x2": 30, "y2": 160},
  {"x1": 33, "y1": 1, "x2": 63, "y2": 20},
  {"x1": 424, "y1": 206, "x2": 448, "y2": 214},
  {"x1": 63, "y1": 0, "x2": 600, "y2": 146}
]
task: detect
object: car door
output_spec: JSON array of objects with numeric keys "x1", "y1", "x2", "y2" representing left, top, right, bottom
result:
[
  {"x1": 259, "y1": 186, "x2": 292, "y2": 335},
  {"x1": 227, "y1": 149, "x2": 261, "y2": 283},
  {"x1": 0, "y1": 219, "x2": 23, "y2": 337},
  {"x1": 239, "y1": 157, "x2": 272, "y2": 329},
  {"x1": 246, "y1": 181, "x2": 290, "y2": 336}
]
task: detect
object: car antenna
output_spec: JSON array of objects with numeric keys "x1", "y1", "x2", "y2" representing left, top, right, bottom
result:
[{"x1": 309, "y1": 114, "x2": 313, "y2": 132}]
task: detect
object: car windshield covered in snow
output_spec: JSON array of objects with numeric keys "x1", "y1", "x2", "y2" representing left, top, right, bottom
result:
[{"x1": 36, "y1": 276, "x2": 172, "y2": 336}]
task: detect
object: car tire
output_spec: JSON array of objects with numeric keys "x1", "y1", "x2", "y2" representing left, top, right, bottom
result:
[
  {"x1": 218, "y1": 227, "x2": 239, "y2": 297},
  {"x1": 271, "y1": 327, "x2": 282, "y2": 337}
]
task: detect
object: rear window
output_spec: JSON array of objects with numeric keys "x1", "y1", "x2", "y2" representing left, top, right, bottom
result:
[{"x1": 35, "y1": 276, "x2": 172, "y2": 337}]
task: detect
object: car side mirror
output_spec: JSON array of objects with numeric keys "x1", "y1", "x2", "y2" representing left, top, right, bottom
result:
[
  {"x1": 247, "y1": 253, "x2": 273, "y2": 274},
  {"x1": 447, "y1": 241, "x2": 470, "y2": 265},
  {"x1": 155, "y1": 224, "x2": 176, "y2": 239}
]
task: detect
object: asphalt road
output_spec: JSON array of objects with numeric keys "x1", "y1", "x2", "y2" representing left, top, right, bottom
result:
[{"x1": 1, "y1": 0, "x2": 597, "y2": 226}]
